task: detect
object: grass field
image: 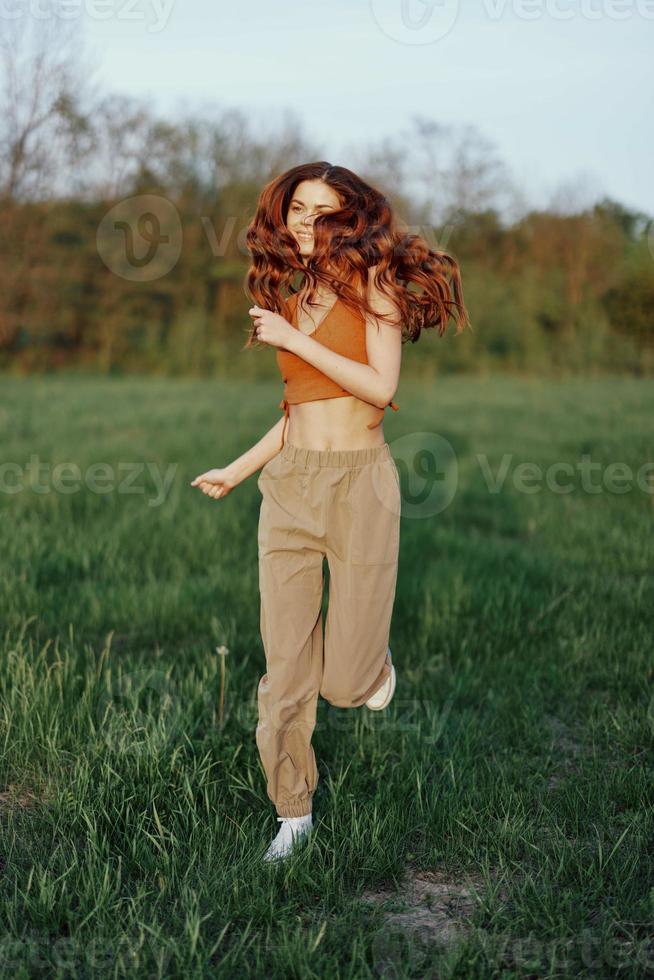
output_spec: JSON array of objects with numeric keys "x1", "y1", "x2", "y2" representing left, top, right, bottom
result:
[{"x1": 1, "y1": 374, "x2": 653, "y2": 978}]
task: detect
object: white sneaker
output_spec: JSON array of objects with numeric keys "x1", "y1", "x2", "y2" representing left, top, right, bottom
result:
[
  {"x1": 365, "y1": 650, "x2": 396, "y2": 711},
  {"x1": 262, "y1": 813, "x2": 313, "y2": 863}
]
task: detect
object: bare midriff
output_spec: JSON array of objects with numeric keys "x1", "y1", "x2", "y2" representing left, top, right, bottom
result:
[
  {"x1": 276, "y1": 283, "x2": 399, "y2": 451},
  {"x1": 284, "y1": 394, "x2": 388, "y2": 452}
]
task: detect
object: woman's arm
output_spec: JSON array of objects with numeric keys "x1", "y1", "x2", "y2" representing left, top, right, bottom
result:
[
  {"x1": 258, "y1": 267, "x2": 402, "y2": 408},
  {"x1": 288, "y1": 333, "x2": 392, "y2": 408},
  {"x1": 190, "y1": 415, "x2": 285, "y2": 499},
  {"x1": 226, "y1": 415, "x2": 286, "y2": 483}
]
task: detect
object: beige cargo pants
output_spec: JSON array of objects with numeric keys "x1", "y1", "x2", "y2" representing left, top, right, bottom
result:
[{"x1": 256, "y1": 440, "x2": 401, "y2": 818}]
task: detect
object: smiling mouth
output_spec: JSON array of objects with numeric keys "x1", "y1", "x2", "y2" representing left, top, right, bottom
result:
[{"x1": 297, "y1": 232, "x2": 313, "y2": 241}]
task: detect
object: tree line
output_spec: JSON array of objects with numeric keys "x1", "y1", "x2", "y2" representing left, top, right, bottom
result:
[{"x1": 1, "y1": 12, "x2": 652, "y2": 377}]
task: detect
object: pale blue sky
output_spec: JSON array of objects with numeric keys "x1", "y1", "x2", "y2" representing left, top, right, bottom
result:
[{"x1": 81, "y1": 0, "x2": 653, "y2": 215}]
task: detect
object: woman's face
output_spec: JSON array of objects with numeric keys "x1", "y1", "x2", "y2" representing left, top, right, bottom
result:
[{"x1": 286, "y1": 179, "x2": 342, "y2": 258}]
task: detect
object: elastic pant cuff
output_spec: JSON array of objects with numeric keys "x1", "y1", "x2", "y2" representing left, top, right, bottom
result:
[{"x1": 276, "y1": 801, "x2": 313, "y2": 818}]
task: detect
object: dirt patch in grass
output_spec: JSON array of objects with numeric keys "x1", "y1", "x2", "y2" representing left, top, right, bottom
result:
[
  {"x1": 360, "y1": 865, "x2": 502, "y2": 950},
  {"x1": 543, "y1": 713, "x2": 588, "y2": 789},
  {"x1": 0, "y1": 783, "x2": 50, "y2": 811}
]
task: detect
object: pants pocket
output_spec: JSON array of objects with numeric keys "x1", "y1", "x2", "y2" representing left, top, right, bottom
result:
[
  {"x1": 257, "y1": 451, "x2": 283, "y2": 491},
  {"x1": 348, "y1": 459, "x2": 401, "y2": 565}
]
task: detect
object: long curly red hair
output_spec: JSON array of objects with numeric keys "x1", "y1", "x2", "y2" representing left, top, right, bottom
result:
[{"x1": 241, "y1": 161, "x2": 470, "y2": 350}]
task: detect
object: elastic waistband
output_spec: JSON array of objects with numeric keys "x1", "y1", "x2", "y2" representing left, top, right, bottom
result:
[{"x1": 280, "y1": 441, "x2": 392, "y2": 468}]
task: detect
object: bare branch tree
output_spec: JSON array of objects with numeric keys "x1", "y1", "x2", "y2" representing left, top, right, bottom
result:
[
  {"x1": 404, "y1": 116, "x2": 516, "y2": 226},
  {"x1": 0, "y1": 3, "x2": 99, "y2": 348},
  {"x1": 0, "y1": 4, "x2": 98, "y2": 202}
]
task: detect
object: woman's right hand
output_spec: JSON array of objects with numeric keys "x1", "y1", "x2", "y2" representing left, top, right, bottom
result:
[{"x1": 190, "y1": 467, "x2": 237, "y2": 500}]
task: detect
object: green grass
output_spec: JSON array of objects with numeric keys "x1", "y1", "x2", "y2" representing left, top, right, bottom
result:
[{"x1": 1, "y1": 374, "x2": 653, "y2": 978}]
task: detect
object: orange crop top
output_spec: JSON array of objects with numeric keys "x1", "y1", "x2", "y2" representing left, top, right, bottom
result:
[{"x1": 275, "y1": 290, "x2": 399, "y2": 450}]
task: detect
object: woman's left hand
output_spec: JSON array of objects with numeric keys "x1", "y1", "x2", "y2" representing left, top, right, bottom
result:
[{"x1": 248, "y1": 307, "x2": 295, "y2": 349}]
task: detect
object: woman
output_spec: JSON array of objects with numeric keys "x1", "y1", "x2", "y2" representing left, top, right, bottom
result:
[{"x1": 191, "y1": 162, "x2": 469, "y2": 863}]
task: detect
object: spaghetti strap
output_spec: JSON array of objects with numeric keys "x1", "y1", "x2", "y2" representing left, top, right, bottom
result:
[{"x1": 275, "y1": 281, "x2": 398, "y2": 442}]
